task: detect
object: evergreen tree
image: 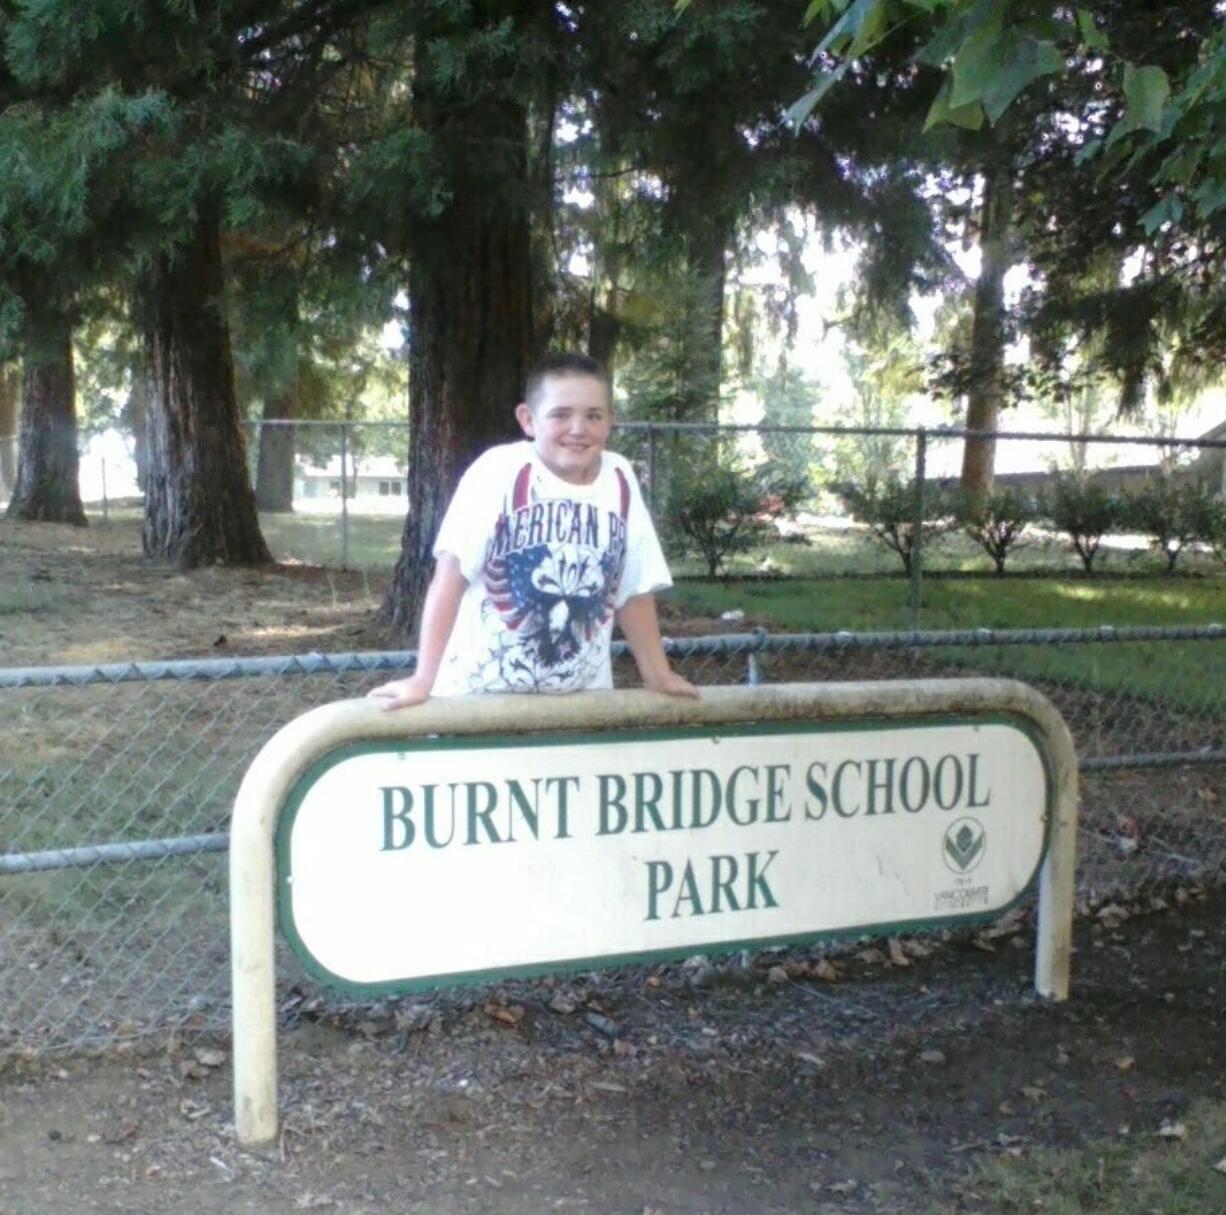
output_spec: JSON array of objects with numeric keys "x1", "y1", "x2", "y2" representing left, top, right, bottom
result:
[
  {"x1": 358, "y1": 1, "x2": 564, "y2": 638},
  {"x1": 5, "y1": 285, "x2": 85, "y2": 524},
  {"x1": 1, "y1": 2, "x2": 387, "y2": 563},
  {"x1": 0, "y1": 31, "x2": 99, "y2": 525},
  {"x1": 0, "y1": 363, "x2": 17, "y2": 497}
]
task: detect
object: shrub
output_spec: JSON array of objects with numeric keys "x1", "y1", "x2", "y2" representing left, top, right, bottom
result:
[
  {"x1": 1207, "y1": 495, "x2": 1226, "y2": 567},
  {"x1": 958, "y1": 486, "x2": 1040, "y2": 576},
  {"x1": 1122, "y1": 477, "x2": 1221, "y2": 574},
  {"x1": 665, "y1": 449, "x2": 806, "y2": 579},
  {"x1": 838, "y1": 477, "x2": 957, "y2": 576},
  {"x1": 1047, "y1": 474, "x2": 1122, "y2": 573}
]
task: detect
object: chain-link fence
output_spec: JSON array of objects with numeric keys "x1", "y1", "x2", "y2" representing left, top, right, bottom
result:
[
  {"x1": 2, "y1": 625, "x2": 1223, "y2": 1057},
  {"x1": 7, "y1": 420, "x2": 1223, "y2": 609}
]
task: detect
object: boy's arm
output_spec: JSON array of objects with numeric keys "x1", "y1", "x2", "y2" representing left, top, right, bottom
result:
[
  {"x1": 616, "y1": 592, "x2": 699, "y2": 698},
  {"x1": 368, "y1": 554, "x2": 468, "y2": 709}
]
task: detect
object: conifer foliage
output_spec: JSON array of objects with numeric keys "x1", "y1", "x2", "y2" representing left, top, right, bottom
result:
[{"x1": 0, "y1": 1, "x2": 372, "y2": 562}]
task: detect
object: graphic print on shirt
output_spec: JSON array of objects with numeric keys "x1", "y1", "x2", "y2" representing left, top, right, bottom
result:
[{"x1": 478, "y1": 462, "x2": 630, "y2": 691}]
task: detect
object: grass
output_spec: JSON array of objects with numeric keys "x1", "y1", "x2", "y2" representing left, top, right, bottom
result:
[
  {"x1": 257, "y1": 509, "x2": 405, "y2": 571},
  {"x1": 671, "y1": 575, "x2": 1226, "y2": 709},
  {"x1": 941, "y1": 1100, "x2": 1226, "y2": 1214},
  {"x1": 673, "y1": 572, "x2": 1226, "y2": 634},
  {"x1": 0, "y1": 580, "x2": 69, "y2": 617}
]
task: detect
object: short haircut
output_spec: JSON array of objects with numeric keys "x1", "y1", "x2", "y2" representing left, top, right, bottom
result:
[{"x1": 524, "y1": 352, "x2": 610, "y2": 410}]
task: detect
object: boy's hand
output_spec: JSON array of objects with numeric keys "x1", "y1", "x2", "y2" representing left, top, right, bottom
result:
[
  {"x1": 367, "y1": 675, "x2": 432, "y2": 711},
  {"x1": 641, "y1": 670, "x2": 700, "y2": 699}
]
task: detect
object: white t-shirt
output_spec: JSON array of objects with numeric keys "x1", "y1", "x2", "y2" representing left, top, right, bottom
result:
[{"x1": 431, "y1": 441, "x2": 671, "y2": 695}]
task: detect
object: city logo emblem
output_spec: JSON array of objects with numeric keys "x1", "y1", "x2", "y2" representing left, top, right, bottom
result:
[{"x1": 942, "y1": 817, "x2": 986, "y2": 874}]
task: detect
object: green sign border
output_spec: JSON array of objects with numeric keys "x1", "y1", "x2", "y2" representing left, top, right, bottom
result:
[{"x1": 275, "y1": 714, "x2": 1053, "y2": 997}]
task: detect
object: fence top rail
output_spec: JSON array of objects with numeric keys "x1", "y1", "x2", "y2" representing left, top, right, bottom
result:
[
  {"x1": 2, "y1": 623, "x2": 1223, "y2": 688},
  {"x1": 612, "y1": 420, "x2": 1226, "y2": 449},
  {"x1": 58, "y1": 419, "x2": 1222, "y2": 450}
]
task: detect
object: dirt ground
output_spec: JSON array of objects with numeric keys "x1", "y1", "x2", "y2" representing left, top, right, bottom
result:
[
  {"x1": 2, "y1": 517, "x2": 1225, "y2": 1214},
  {"x1": 1, "y1": 890, "x2": 1223, "y2": 1215}
]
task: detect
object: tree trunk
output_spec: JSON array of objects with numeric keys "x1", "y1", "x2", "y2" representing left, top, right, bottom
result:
[
  {"x1": 380, "y1": 48, "x2": 536, "y2": 640},
  {"x1": 0, "y1": 364, "x2": 18, "y2": 501},
  {"x1": 960, "y1": 154, "x2": 1014, "y2": 512},
  {"x1": 122, "y1": 371, "x2": 150, "y2": 495},
  {"x1": 6, "y1": 304, "x2": 86, "y2": 525},
  {"x1": 664, "y1": 102, "x2": 735, "y2": 423},
  {"x1": 587, "y1": 98, "x2": 628, "y2": 383},
  {"x1": 255, "y1": 386, "x2": 296, "y2": 513},
  {"x1": 140, "y1": 209, "x2": 271, "y2": 566},
  {"x1": 678, "y1": 213, "x2": 728, "y2": 422}
]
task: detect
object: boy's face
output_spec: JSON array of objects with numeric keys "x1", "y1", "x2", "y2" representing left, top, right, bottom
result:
[{"x1": 515, "y1": 373, "x2": 613, "y2": 485}]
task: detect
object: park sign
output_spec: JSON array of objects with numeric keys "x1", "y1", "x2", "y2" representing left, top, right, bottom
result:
[
  {"x1": 277, "y1": 719, "x2": 1048, "y2": 991},
  {"x1": 231, "y1": 681, "x2": 1079, "y2": 1146}
]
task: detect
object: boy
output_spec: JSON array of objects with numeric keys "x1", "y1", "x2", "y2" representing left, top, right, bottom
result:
[{"x1": 369, "y1": 353, "x2": 698, "y2": 708}]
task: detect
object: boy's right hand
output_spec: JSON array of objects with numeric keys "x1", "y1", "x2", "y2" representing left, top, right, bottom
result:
[{"x1": 367, "y1": 675, "x2": 432, "y2": 711}]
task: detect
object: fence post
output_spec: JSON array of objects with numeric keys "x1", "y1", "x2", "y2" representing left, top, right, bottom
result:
[
  {"x1": 646, "y1": 424, "x2": 657, "y2": 516},
  {"x1": 100, "y1": 456, "x2": 108, "y2": 524},
  {"x1": 339, "y1": 421, "x2": 350, "y2": 571},
  {"x1": 908, "y1": 427, "x2": 927, "y2": 631}
]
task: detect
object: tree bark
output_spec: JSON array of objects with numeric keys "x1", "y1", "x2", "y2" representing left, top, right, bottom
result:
[
  {"x1": 380, "y1": 32, "x2": 536, "y2": 641},
  {"x1": 5, "y1": 303, "x2": 86, "y2": 525},
  {"x1": 960, "y1": 154, "x2": 1014, "y2": 512},
  {"x1": 255, "y1": 386, "x2": 296, "y2": 513},
  {"x1": 678, "y1": 212, "x2": 728, "y2": 422},
  {"x1": 663, "y1": 102, "x2": 736, "y2": 423},
  {"x1": 140, "y1": 209, "x2": 271, "y2": 566},
  {"x1": 0, "y1": 364, "x2": 18, "y2": 501}
]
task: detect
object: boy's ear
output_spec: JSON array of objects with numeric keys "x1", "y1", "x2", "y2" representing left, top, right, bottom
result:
[{"x1": 515, "y1": 402, "x2": 535, "y2": 436}]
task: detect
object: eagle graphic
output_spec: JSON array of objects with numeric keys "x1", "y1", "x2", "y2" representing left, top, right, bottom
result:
[{"x1": 483, "y1": 463, "x2": 630, "y2": 673}]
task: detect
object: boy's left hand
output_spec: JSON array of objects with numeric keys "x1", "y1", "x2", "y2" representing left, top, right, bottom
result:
[{"x1": 642, "y1": 670, "x2": 700, "y2": 699}]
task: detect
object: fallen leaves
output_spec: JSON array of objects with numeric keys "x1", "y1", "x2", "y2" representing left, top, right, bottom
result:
[
  {"x1": 178, "y1": 1047, "x2": 226, "y2": 1081},
  {"x1": 483, "y1": 1002, "x2": 525, "y2": 1029}
]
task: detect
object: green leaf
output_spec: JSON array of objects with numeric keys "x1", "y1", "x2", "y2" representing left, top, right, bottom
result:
[
  {"x1": 1123, "y1": 63, "x2": 1170, "y2": 133},
  {"x1": 1076, "y1": 8, "x2": 1108, "y2": 52},
  {"x1": 915, "y1": 18, "x2": 967, "y2": 68},
  {"x1": 924, "y1": 77, "x2": 984, "y2": 131},
  {"x1": 1098, "y1": 131, "x2": 1134, "y2": 172},
  {"x1": 948, "y1": 14, "x2": 1005, "y2": 110},
  {"x1": 1192, "y1": 179, "x2": 1226, "y2": 219},
  {"x1": 784, "y1": 68, "x2": 845, "y2": 130},
  {"x1": 1140, "y1": 195, "x2": 1183, "y2": 235},
  {"x1": 948, "y1": 100, "x2": 986, "y2": 129},
  {"x1": 812, "y1": 0, "x2": 885, "y2": 61},
  {"x1": 1073, "y1": 137, "x2": 1102, "y2": 167},
  {"x1": 674, "y1": 0, "x2": 692, "y2": 12},
  {"x1": 803, "y1": 0, "x2": 844, "y2": 28},
  {"x1": 1156, "y1": 144, "x2": 1200, "y2": 186},
  {"x1": 981, "y1": 36, "x2": 1064, "y2": 124},
  {"x1": 847, "y1": 0, "x2": 889, "y2": 58}
]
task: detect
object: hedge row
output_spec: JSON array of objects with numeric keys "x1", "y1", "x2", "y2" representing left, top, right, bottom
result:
[{"x1": 839, "y1": 474, "x2": 1226, "y2": 576}]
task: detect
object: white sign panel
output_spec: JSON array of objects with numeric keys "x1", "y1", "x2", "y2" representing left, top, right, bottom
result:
[{"x1": 276, "y1": 718, "x2": 1050, "y2": 992}]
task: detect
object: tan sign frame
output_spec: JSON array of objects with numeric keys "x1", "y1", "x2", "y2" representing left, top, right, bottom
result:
[{"x1": 230, "y1": 680, "x2": 1078, "y2": 1147}]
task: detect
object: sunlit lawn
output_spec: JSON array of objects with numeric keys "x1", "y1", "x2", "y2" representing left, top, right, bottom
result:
[
  {"x1": 257, "y1": 509, "x2": 406, "y2": 571},
  {"x1": 671, "y1": 568, "x2": 1226, "y2": 709}
]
